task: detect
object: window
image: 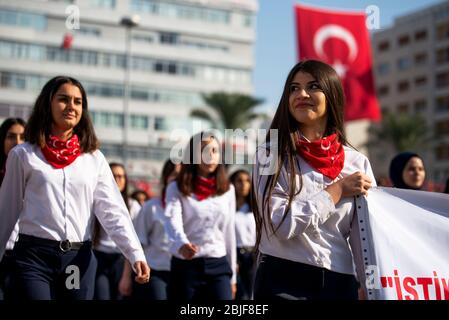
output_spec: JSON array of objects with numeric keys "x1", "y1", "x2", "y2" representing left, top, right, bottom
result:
[
  {"x1": 90, "y1": 0, "x2": 116, "y2": 9},
  {"x1": 415, "y1": 76, "x2": 427, "y2": 87},
  {"x1": 397, "y1": 57, "x2": 411, "y2": 70},
  {"x1": 0, "y1": 9, "x2": 47, "y2": 30},
  {"x1": 77, "y1": 26, "x2": 101, "y2": 37},
  {"x1": 414, "y1": 100, "x2": 427, "y2": 113},
  {"x1": 159, "y1": 32, "x2": 178, "y2": 45},
  {"x1": 436, "y1": 95, "x2": 449, "y2": 112},
  {"x1": 414, "y1": 30, "x2": 427, "y2": 41},
  {"x1": 377, "y1": 62, "x2": 390, "y2": 76},
  {"x1": 415, "y1": 52, "x2": 427, "y2": 65},
  {"x1": 398, "y1": 35, "x2": 410, "y2": 46},
  {"x1": 397, "y1": 103, "x2": 409, "y2": 113},
  {"x1": 436, "y1": 72, "x2": 449, "y2": 88},
  {"x1": 435, "y1": 143, "x2": 449, "y2": 160},
  {"x1": 397, "y1": 81, "x2": 410, "y2": 92},
  {"x1": 154, "y1": 116, "x2": 166, "y2": 131},
  {"x1": 378, "y1": 41, "x2": 390, "y2": 52},
  {"x1": 131, "y1": 115, "x2": 149, "y2": 129},
  {"x1": 436, "y1": 22, "x2": 449, "y2": 41},
  {"x1": 436, "y1": 120, "x2": 449, "y2": 135},
  {"x1": 377, "y1": 85, "x2": 390, "y2": 96},
  {"x1": 436, "y1": 47, "x2": 449, "y2": 64}
]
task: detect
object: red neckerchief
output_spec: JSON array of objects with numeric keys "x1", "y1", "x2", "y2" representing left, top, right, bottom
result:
[
  {"x1": 295, "y1": 133, "x2": 345, "y2": 180},
  {"x1": 193, "y1": 175, "x2": 217, "y2": 201},
  {"x1": 41, "y1": 134, "x2": 81, "y2": 169}
]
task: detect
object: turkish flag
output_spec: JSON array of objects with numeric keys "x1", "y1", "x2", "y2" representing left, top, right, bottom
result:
[
  {"x1": 295, "y1": 4, "x2": 381, "y2": 121},
  {"x1": 61, "y1": 33, "x2": 73, "y2": 50}
]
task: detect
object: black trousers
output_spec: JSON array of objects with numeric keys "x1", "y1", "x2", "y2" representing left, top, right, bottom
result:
[
  {"x1": 132, "y1": 269, "x2": 170, "y2": 300},
  {"x1": 0, "y1": 250, "x2": 14, "y2": 300},
  {"x1": 168, "y1": 256, "x2": 232, "y2": 301},
  {"x1": 236, "y1": 247, "x2": 256, "y2": 300},
  {"x1": 11, "y1": 237, "x2": 97, "y2": 300},
  {"x1": 254, "y1": 254, "x2": 358, "y2": 300},
  {"x1": 93, "y1": 250, "x2": 124, "y2": 300}
]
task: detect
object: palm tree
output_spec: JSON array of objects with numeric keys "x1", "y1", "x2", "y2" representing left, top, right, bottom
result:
[
  {"x1": 190, "y1": 92, "x2": 264, "y2": 130},
  {"x1": 367, "y1": 113, "x2": 429, "y2": 152},
  {"x1": 190, "y1": 92, "x2": 264, "y2": 166}
]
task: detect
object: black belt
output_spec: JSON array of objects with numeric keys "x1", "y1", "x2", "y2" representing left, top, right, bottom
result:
[
  {"x1": 238, "y1": 246, "x2": 255, "y2": 254},
  {"x1": 18, "y1": 234, "x2": 92, "y2": 252}
]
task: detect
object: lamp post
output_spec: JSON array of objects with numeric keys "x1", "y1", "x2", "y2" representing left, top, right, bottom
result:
[{"x1": 120, "y1": 15, "x2": 140, "y2": 170}]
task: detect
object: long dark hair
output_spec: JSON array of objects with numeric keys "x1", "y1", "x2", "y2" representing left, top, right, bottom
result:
[
  {"x1": 230, "y1": 169, "x2": 252, "y2": 212},
  {"x1": 0, "y1": 117, "x2": 26, "y2": 170},
  {"x1": 25, "y1": 76, "x2": 99, "y2": 152},
  {"x1": 252, "y1": 60, "x2": 349, "y2": 250},
  {"x1": 160, "y1": 159, "x2": 177, "y2": 206},
  {"x1": 177, "y1": 131, "x2": 229, "y2": 197}
]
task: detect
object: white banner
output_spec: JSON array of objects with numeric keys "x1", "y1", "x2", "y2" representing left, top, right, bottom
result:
[{"x1": 356, "y1": 187, "x2": 449, "y2": 300}]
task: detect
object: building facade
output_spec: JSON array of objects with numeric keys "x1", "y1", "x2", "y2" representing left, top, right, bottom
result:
[
  {"x1": 371, "y1": 0, "x2": 449, "y2": 185},
  {"x1": 0, "y1": 0, "x2": 258, "y2": 190}
]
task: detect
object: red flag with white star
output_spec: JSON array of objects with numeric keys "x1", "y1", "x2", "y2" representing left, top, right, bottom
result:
[{"x1": 295, "y1": 4, "x2": 381, "y2": 121}]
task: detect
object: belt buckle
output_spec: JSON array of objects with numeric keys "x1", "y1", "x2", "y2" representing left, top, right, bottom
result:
[{"x1": 59, "y1": 240, "x2": 72, "y2": 252}]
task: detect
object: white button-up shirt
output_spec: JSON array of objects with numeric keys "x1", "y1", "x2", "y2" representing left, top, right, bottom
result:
[
  {"x1": 134, "y1": 197, "x2": 171, "y2": 271},
  {"x1": 235, "y1": 203, "x2": 256, "y2": 248},
  {"x1": 253, "y1": 144, "x2": 376, "y2": 276},
  {"x1": 0, "y1": 143, "x2": 146, "y2": 265},
  {"x1": 164, "y1": 181, "x2": 237, "y2": 284},
  {"x1": 94, "y1": 199, "x2": 141, "y2": 254}
]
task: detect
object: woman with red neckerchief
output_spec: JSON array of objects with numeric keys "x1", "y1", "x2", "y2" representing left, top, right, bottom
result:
[
  {"x1": 252, "y1": 60, "x2": 376, "y2": 300},
  {"x1": 164, "y1": 131, "x2": 237, "y2": 300},
  {"x1": 0, "y1": 76, "x2": 150, "y2": 300}
]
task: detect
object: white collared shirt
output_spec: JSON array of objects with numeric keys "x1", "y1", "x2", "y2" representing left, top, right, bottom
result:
[
  {"x1": 235, "y1": 203, "x2": 256, "y2": 248},
  {"x1": 0, "y1": 143, "x2": 146, "y2": 265},
  {"x1": 253, "y1": 144, "x2": 376, "y2": 276},
  {"x1": 134, "y1": 197, "x2": 171, "y2": 271},
  {"x1": 94, "y1": 198, "x2": 141, "y2": 254},
  {"x1": 164, "y1": 181, "x2": 237, "y2": 284}
]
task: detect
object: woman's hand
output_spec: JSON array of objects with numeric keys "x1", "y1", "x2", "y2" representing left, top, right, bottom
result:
[
  {"x1": 231, "y1": 283, "x2": 237, "y2": 299},
  {"x1": 134, "y1": 261, "x2": 151, "y2": 284},
  {"x1": 179, "y1": 243, "x2": 199, "y2": 260},
  {"x1": 326, "y1": 172, "x2": 373, "y2": 204},
  {"x1": 118, "y1": 273, "x2": 133, "y2": 296}
]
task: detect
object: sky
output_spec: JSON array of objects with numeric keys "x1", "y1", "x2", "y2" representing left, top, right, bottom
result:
[{"x1": 254, "y1": 0, "x2": 445, "y2": 113}]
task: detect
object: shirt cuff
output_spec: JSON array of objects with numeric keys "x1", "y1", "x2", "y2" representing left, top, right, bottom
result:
[
  {"x1": 128, "y1": 250, "x2": 147, "y2": 267},
  {"x1": 170, "y1": 239, "x2": 189, "y2": 256},
  {"x1": 306, "y1": 190, "x2": 336, "y2": 225}
]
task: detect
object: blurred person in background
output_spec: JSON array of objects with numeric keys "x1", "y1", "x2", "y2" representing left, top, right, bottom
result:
[
  {"x1": 0, "y1": 117, "x2": 26, "y2": 300},
  {"x1": 389, "y1": 152, "x2": 426, "y2": 190}
]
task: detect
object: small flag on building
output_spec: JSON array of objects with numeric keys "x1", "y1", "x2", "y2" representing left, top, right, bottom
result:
[{"x1": 61, "y1": 33, "x2": 73, "y2": 49}]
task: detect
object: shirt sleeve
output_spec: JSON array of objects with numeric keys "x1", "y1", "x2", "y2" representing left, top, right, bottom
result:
[
  {"x1": 93, "y1": 154, "x2": 146, "y2": 266},
  {"x1": 225, "y1": 186, "x2": 237, "y2": 284},
  {"x1": 0, "y1": 148, "x2": 25, "y2": 260},
  {"x1": 164, "y1": 182, "x2": 189, "y2": 255},
  {"x1": 134, "y1": 201, "x2": 154, "y2": 247},
  {"x1": 253, "y1": 150, "x2": 336, "y2": 241}
]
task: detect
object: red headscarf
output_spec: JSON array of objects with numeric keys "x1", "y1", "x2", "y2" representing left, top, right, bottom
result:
[
  {"x1": 295, "y1": 133, "x2": 345, "y2": 180},
  {"x1": 41, "y1": 134, "x2": 81, "y2": 169}
]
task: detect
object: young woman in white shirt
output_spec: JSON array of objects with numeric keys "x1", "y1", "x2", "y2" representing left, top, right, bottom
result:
[
  {"x1": 230, "y1": 169, "x2": 256, "y2": 300},
  {"x1": 252, "y1": 60, "x2": 375, "y2": 300},
  {"x1": 93, "y1": 162, "x2": 141, "y2": 300},
  {"x1": 121, "y1": 159, "x2": 180, "y2": 300},
  {"x1": 165, "y1": 131, "x2": 237, "y2": 300},
  {"x1": 0, "y1": 76, "x2": 150, "y2": 300},
  {"x1": 0, "y1": 117, "x2": 26, "y2": 300}
]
